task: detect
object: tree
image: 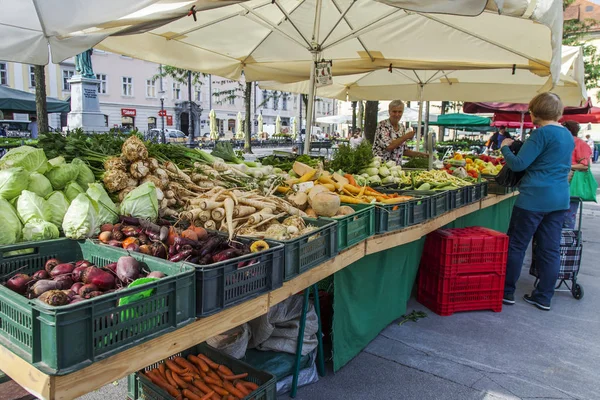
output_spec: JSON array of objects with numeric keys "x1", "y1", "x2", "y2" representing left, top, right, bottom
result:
[
  {"x1": 34, "y1": 65, "x2": 48, "y2": 134},
  {"x1": 154, "y1": 66, "x2": 204, "y2": 144},
  {"x1": 244, "y1": 82, "x2": 252, "y2": 153},
  {"x1": 563, "y1": 0, "x2": 600, "y2": 92},
  {"x1": 364, "y1": 101, "x2": 379, "y2": 143}
]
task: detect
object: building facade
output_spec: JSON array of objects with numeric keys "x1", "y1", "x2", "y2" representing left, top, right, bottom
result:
[{"x1": 0, "y1": 51, "x2": 336, "y2": 137}]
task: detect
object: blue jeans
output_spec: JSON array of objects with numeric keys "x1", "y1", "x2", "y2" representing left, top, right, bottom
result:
[
  {"x1": 505, "y1": 206, "x2": 565, "y2": 305},
  {"x1": 563, "y1": 201, "x2": 580, "y2": 229}
]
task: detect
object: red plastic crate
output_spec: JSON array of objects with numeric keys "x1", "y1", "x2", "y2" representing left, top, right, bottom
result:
[
  {"x1": 422, "y1": 227, "x2": 508, "y2": 272},
  {"x1": 420, "y1": 258, "x2": 506, "y2": 277},
  {"x1": 417, "y1": 270, "x2": 504, "y2": 316}
]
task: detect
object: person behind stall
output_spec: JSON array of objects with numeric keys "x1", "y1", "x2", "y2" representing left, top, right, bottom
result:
[
  {"x1": 585, "y1": 134, "x2": 597, "y2": 162},
  {"x1": 350, "y1": 128, "x2": 363, "y2": 149},
  {"x1": 486, "y1": 126, "x2": 511, "y2": 150},
  {"x1": 500, "y1": 92, "x2": 573, "y2": 311},
  {"x1": 28, "y1": 117, "x2": 38, "y2": 139},
  {"x1": 372, "y1": 100, "x2": 428, "y2": 162},
  {"x1": 562, "y1": 120, "x2": 592, "y2": 229}
]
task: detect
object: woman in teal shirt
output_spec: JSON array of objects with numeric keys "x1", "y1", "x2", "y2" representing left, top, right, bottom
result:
[{"x1": 501, "y1": 92, "x2": 573, "y2": 311}]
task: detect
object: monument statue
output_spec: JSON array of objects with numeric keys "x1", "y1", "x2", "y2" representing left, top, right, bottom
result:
[{"x1": 74, "y1": 49, "x2": 95, "y2": 79}]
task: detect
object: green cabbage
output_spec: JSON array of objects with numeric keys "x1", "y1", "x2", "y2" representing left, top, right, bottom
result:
[
  {"x1": 62, "y1": 194, "x2": 100, "y2": 239},
  {"x1": 64, "y1": 182, "x2": 84, "y2": 202},
  {"x1": 0, "y1": 167, "x2": 29, "y2": 200},
  {"x1": 17, "y1": 190, "x2": 51, "y2": 224},
  {"x1": 45, "y1": 163, "x2": 79, "y2": 190},
  {"x1": 87, "y1": 183, "x2": 118, "y2": 225},
  {"x1": 120, "y1": 182, "x2": 158, "y2": 222},
  {"x1": 368, "y1": 159, "x2": 381, "y2": 168},
  {"x1": 364, "y1": 167, "x2": 379, "y2": 177},
  {"x1": 48, "y1": 156, "x2": 66, "y2": 167},
  {"x1": 385, "y1": 160, "x2": 396, "y2": 168},
  {"x1": 378, "y1": 166, "x2": 391, "y2": 177},
  {"x1": 72, "y1": 158, "x2": 95, "y2": 190},
  {"x1": 368, "y1": 175, "x2": 382, "y2": 185},
  {"x1": 0, "y1": 146, "x2": 49, "y2": 174},
  {"x1": 382, "y1": 176, "x2": 395, "y2": 184},
  {"x1": 22, "y1": 218, "x2": 60, "y2": 241},
  {"x1": 0, "y1": 198, "x2": 22, "y2": 244},
  {"x1": 27, "y1": 172, "x2": 53, "y2": 198},
  {"x1": 46, "y1": 191, "x2": 70, "y2": 229}
]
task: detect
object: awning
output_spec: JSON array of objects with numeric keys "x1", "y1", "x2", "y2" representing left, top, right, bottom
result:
[
  {"x1": 430, "y1": 113, "x2": 491, "y2": 127},
  {"x1": 0, "y1": 85, "x2": 70, "y2": 113}
]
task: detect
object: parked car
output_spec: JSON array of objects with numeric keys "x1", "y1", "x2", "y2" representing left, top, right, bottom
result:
[{"x1": 147, "y1": 128, "x2": 190, "y2": 143}]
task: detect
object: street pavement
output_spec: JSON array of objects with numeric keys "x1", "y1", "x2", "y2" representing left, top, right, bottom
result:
[{"x1": 77, "y1": 163, "x2": 600, "y2": 400}]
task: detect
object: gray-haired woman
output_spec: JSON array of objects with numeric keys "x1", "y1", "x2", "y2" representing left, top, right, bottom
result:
[{"x1": 372, "y1": 100, "x2": 428, "y2": 162}]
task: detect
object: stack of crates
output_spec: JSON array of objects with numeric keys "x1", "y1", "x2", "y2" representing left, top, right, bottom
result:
[{"x1": 417, "y1": 227, "x2": 508, "y2": 316}]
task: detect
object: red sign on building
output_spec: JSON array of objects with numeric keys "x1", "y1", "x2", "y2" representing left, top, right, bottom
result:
[
  {"x1": 121, "y1": 108, "x2": 137, "y2": 117},
  {"x1": 158, "y1": 110, "x2": 167, "y2": 117},
  {"x1": 166, "y1": 115, "x2": 173, "y2": 126}
]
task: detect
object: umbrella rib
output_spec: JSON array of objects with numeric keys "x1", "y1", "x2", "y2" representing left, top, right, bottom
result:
[
  {"x1": 168, "y1": 10, "x2": 245, "y2": 40},
  {"x1": 0, "y1": 22, "x2": 42, "y2": 34},
  {"x1": 239, "y1": 3, "x2": 309, "y2": 50},
  {"x1": 393, "y1": 69, "x2": 419, "y2": 84},
  {"x1": 322, "y1": 9, "x2": 403, "y2": 50},
  {"x1": 418, "y1": 13, "x2": 549, "y2": 70},
  {"x1": 325, "y1": 0, "x2": 374, "y2": 62},
  {"x1": 273, "y1": 0, "x2": 312, "y2": 47}
]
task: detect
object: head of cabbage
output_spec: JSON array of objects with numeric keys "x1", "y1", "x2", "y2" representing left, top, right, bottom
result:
[
  {"x1": 22, "y1": 219, "x2": 59, "y2": 241},
  {"x1": 45, "y1": 163, "x2": 79, "y2": 190},
  {"x1": 17, "y1": 190, "x2": 52, "y2": 224},
  {"x1": 64, "y1": 181, "x2": 84, "y2": 202},
  {"x1": 27, "y1": 172, "x2": 53, "y2": 198},
  {"x1": 0, "y1": 167, "x2": 29, "y2": 200},
  {"x1": 87, "y1": 183, "x2": 118, "y2": 225},
  {"x1": 72, "y1": 158, "x2": 95, "y2": 190},
  {"x1": 0, "y1": 146, "x2": 49, "y2": 174},
  {"x1": 46, "y1": 191, "x2": 70, "y2": 229},
  {"x1": 62, "y1": 194, "x2": 101, "y2": 239},
  {"x1": 0, "y1": 198, "x2": 22, "y2": 244},
  {"x1": 120, "y1": 182, "x2": 158, "y2": 222}
]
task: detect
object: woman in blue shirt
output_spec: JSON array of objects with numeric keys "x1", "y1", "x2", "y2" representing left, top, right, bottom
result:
[{"x1": 500, "y1": 92, "x2": 573, "y2": 311}]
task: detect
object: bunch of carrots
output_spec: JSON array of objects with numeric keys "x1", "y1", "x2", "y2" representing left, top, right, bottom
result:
[
  {"x1": 322, "y1": 173, "x2": 412, "y2": 205},
  {"x1": 143, "y1": 352, "x2": 259, "y2": 400}
]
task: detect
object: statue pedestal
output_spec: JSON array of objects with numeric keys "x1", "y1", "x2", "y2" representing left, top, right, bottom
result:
[{"x1": 67, "y1": 76, "x2": 109, "y2": 132}]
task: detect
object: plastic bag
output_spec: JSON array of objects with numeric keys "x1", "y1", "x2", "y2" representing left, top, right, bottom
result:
[
  {"x1": 495, "y1": 140, "x2": 525, "y2": 188},
  {"x1": 570, "y1": 169, "x2": 598, "y2": 202},
  {"x1": 206, "y1": 324, "x2": 251, "y2": 359}
]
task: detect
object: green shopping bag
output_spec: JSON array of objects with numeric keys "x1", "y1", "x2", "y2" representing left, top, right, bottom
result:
[{"x1": 570, "y1": 169, "x2": 598, "y2": 202}]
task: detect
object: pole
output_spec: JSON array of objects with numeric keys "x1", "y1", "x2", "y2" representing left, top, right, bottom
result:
[
  {"x1": 253, "y1": 82, "x2": 257, "y2": 135},
  {"x1": 415, "y1": 85, "x2": 424, "y2": 152},
  {"x1": 519, "y1": 111, "x2": 525, "y2": 137},
  {"x1": 159, "y1": 64, "x2": 165, "y2": 144},
  {"x1": 188, "y1": 71, "x2": 193, "y2": 145},
  {"x1": 351, "y1": 101, "x2": 357, "y2": 134},
  {"x1": 304, "y1": 53, "x2": 319, "y2": 154},
  {"x1": 425, "y1": 101, "x2": 434, "y2": 170}
]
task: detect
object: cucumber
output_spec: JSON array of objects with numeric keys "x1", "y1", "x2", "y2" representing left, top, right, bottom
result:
[{"x1": 417, "y1": 183, "x2": 431, "y2": 191}]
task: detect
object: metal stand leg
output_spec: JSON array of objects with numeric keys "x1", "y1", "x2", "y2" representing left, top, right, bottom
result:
[
  {"x1": 291, "y1": 289, "x2": 310, "y2": 398},
  {"x1": 311, "y1": 284, "x2": 326, "y2": 377}
]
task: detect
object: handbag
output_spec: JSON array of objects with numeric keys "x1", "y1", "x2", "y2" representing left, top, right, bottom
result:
[
  {"x1": 570, "y1": 168, "x2": 598, "y2": 202},
  {"x1": 495, "y1": 140, "x2": 525, "y2": 188}
]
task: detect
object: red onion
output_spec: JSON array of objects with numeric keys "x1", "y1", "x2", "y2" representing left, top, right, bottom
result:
[{"x1": 5, "y1": 274, "x2": 32, "y2": 294}]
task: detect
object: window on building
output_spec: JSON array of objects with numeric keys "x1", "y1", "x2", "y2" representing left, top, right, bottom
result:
[
  {"x1": 146, "y1": 79, "x2": 156, "y2": 98},
  {"x1": 228, "y1": 95, "x2": 235, "y2": 105},
  {"x1": 172, "y1": 82, "x2": 181, "y2": 100},
  {"x1": 62, "y1": 69, "x2": 75, "y2": 91},
  {"x1": 262, "y1": 90, "x2": 268, "y2": 108},
  {"x1": 586, "y1": 5, "x2": 594, "y2": 11},
  {"x1": 96, "y1": 74, "x2": 107, "y2": 94},
  {"x1": 0, "y1": 63, "x2": 7, "y2": 85},
  {"x1": 122, "y1": 77, "x2": 133, "y2": 96},
  {"x1": 282, "y1": 95, "x2": 288, "y2": 110},
  {"x1": 272, "y1": 94, "x2": 278, "y2": 110},
  {"x1": 195, "y1": 85, "x2": 202, "y2": 102},
  {"x1": 29, "y1": 65, "x2": 36, "y2": 88}
]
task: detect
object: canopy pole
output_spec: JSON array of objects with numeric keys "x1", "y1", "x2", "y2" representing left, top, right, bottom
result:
[
  {"x1": 520, "y1": 111, "x2": 525, "y2": 137},
  {"x1": 425, "y1": 101, "x2": 434, "y2": 170},
  {"x1": 415, "y1": 84, "x2": 424, "y2": 152},
  {"x1": 304, "y1": 52, "x2": 319, "y2": 155}
]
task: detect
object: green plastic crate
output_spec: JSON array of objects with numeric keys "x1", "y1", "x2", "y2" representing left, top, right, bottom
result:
[
  {"x1": 0, "y1": 239, "x2": 195, "y2": 375},
  {"x1": 323, "y1": 204, "x2": 375, "y2": 250},
  {"x1": 132, "y1": 343, "x2": 276, "y2": 400},
  {"x1": 273, "y1": 218, "x2": 337, "y2": 281}
]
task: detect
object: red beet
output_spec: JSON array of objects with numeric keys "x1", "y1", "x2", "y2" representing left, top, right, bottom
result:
[
  {"x1": 54, "y1": 275, "x2": 74, "y2": 290},
  {"x1": 72, "y1": 266, "x2": 87, "y2": 282},
  {"x1": 50, "y1": 263, "x2": 75, "y2": 278},
  {"x1": 125, "y1": 243, "x2": 140, "y2": 252},
  {"x1": 76, "y1": 260, "x2": 94, "y2": 269},
  {"x1": 70, "y1": 282, "x2": 84, "y2": 293},
  {"x1": 103, "y1": 262, "x2": 117, "y2": 273},
  {"x1": 79, "y1": 284, "x2": 98, "y2": 298},
  {"x1": 81, "y1": 267, "x2": 115, "y2": 291},
  {"x1": 44, "y1": 258, "x2": 61, "y2": 274},
  {"x1": 108, "y1": 240, "x2": 122, "y2": 247},
  {"x1": 116, "y1": 256, "x2": 140, "y2": 283},
  {"x1": 5, "y1": 274, "x2": 32, "y2": 294},
  {"x1": 147, "y1": 271, "x2": 166, "y2": 279},
  {"x1": 29, "y1": 279, "x2": 59, "y2": 298},
  {"x1": 69, "y1": 296, "x2": 85, "y2": 305},
  {"x1": 32, "y1": 270, "x2": 49, "y2": 280},
  {"x1": 86, "y1": 291, "x2": 103, "y2": 298}
]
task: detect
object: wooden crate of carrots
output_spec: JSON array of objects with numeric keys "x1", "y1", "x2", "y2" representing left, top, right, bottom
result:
[{"x1": 137, "y1": 343, "x2": 276, "y2": 400}]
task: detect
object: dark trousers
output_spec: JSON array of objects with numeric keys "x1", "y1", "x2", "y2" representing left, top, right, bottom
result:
[{"x1": 504, "y1": 206, "x2": 565, "y2": 305}]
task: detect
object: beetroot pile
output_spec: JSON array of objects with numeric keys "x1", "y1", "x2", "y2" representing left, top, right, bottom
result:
[
  {"x1": 97, "y1": 216, "x2": 259, "y2": 266},
  {"x1": 3, "y1": 255, "x2": 165, "y2": 306}
]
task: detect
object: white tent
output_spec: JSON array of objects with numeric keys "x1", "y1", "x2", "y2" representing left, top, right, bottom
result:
[{"x1": 378, "y1": 108, "x2": 438, "y2": 123}]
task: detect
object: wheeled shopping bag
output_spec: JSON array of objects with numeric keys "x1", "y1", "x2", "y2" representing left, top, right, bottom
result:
[{"x1": 529, "y1": 197, "x2": 584, "y2": 299}]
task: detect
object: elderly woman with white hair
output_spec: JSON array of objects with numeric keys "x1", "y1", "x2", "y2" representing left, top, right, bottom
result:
[{"x1": 372, "y1": 100, "x2": 429, "y2": 162}]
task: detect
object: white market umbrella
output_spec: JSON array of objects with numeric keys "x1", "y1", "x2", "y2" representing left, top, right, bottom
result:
[
  {"x1": 209, "y1": 109, "x2": 219, "y2": 140},
  {"x1": 90, "y1": 0, "x2": 564, "y2": 154},
  {"x1": 275, "y1": 115, "x2": 282, "y2": 135},
  {"x1": 377, "y1": 107, "x2": 438, "y2": 123},
  {"x1": 291, "y1": 117, "x2": 298, "y2": 139},
  {"x1": 257, "y1": 114, "x2": 264, "y2": 134},
  {"x1": 316, "y1": 114, "x2": 352, "y2": 124},
  {"x1": 0, "y1": 0, "x2": 245, "y2": 65},
  {"x1": 236, "y1": 111, "x2": 244, "y2": 139}
]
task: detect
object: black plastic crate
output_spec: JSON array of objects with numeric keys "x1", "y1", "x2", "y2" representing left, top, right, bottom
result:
[
  {"x1": 184, "y1": 237, "x2": 284, "y2": 317},
  {"x1": 374, "y1": 201, "x2": 409, "y2": 233},
  {"x1": 449, "y1": 187, "x2": 469, "y2": 209},
  {"x1": 133, "y1": 343, "x2": 276, "y2": 400},
  {"x1": 473, "y1": 181, "x2": 488, "y2": 201},
  {"x1": 407, "y1": 196, "x2": 432, "y2": 226},
  {"x1": 464, "y1": 185, "x2": 477, "y2": 204}
]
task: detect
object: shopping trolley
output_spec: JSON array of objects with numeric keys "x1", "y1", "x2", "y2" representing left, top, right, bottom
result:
[{"x1": 529, "y1": 197, "x2": 584, "y2": 300}]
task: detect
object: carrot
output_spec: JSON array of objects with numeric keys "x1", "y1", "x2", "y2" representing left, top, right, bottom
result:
[
  {"x1": 339, "y1": 195, "x2": 367, "y2": 204},
  {"x1": 380, "y1": 197, "x2": 412, "y2": 204},
  {"x1": 234, "y1": 380, "x2": 251, "y2": 396},
  {"x1": 204, "y1": 376, "x2": 223, "y2": 387},
  {"x1": 276, "y1": 186, "x2": 290, "y2": 194},
  {"x1": 192, "y1": 379, "x2": 213, "y2": 394},
  {"x1": 207, "y1": 383, "x2": 229, "y2": 396},
  {"x1": 183, "y1": 388, "x2": 215, "y2": 400},
  {"x1": 243, "y1": 381, "x2": 259, "y2": 391},
  {"x1": 180, "y1": 374, "x2": 195, "y2": 383},
  {"x1": 221, "y1": 372, "x2": 248, "y2": 381},
  {"x1": 166, "y1": 369, "x2": 180, "y2": 388},
  {"x1": 166, "y1": 359, "x2": 189, "y2": 375},
  {"x1": 158, "y1": 363, "x2": 168, "y2": 380},
  {"x1": 207, "y1": 370, "x2": 222, "y2": 381},
  {"x1": 197, "y1": 354, "x2": 220, "y2": 370},
  {"x1": 172, "y1": 371, "x2": 190, "y2": 389},
  {"x1": 320, "y1": 183, "x2": 336, "y2": 191},
  {"x1": 147, "y1": 370, "x2": 181, "y2": 398},
  {"x1": 175, "y1": 357, "x2": 201, "y2": 375},
  {"x1": 344, "y1": 174, "x2": 357, "y2": 186},
  {"x1": 223, "y1": 381, "x2": 245, "y2": 399},
  {"x1": 188, "y1": 355, "x2": 210, "y2": 373},
  {"x1": 185, "y1": 386, "x2": 206, "y2": 398},
  {"x1": 217, "y1": 365, "x2": 235, "y2": 376}
]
